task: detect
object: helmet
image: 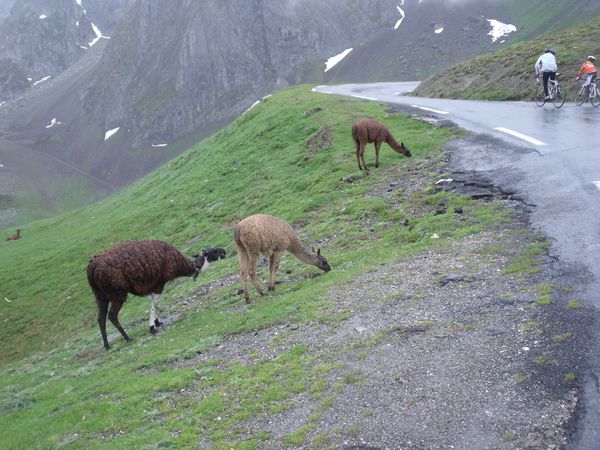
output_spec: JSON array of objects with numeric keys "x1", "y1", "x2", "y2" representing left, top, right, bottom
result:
[
  {"x1": 587, "y1": 55, "x2": 596, "y2": 62},
  {"x1": 545, "y1": 48, "x2": 555, "y2": 55}
]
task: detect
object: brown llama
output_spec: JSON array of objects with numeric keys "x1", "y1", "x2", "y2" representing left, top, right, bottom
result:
[
  {"x1": 87, "y1": 241, "x2": 226, "y2": 349},
  {"x1": 6, "y1": 229, "x2": 21, "y2": 241},
  {"x1": 352, "y1": 118, "x2": 412, "y2": 171},
  {"x1": 234, "y1": 214, "x2": 331, "y2": 303}
]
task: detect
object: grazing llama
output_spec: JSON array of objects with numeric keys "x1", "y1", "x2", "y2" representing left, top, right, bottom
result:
[
  {"x1": 352, "y1": 118, "x2": 412, "y2": 171},
  {"x1": 6, "y1": 229, "x2": 21, "y2": 241},
  {"x1": 234, "y1": 214, "x2": 331, "y2": 303},
  {"x1": 87, "y1": 240, "x2": 226, "y2": 349}
]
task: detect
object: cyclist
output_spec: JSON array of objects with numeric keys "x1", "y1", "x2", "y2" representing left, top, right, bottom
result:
[
  {"x1": 535, "y1": 48, "x2": 558, "y2": 100},
  {"x1": 576, "y1": 56, "x2": 597, "y2": 96}
]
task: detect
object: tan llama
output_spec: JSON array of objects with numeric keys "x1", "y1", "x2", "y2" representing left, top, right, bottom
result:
[
  {"x1": 352, "y1": 118, "x2": 412, "y2": 171},
  {"x1": 234, "y1": 214, "x2": 331, "y2": 303}
]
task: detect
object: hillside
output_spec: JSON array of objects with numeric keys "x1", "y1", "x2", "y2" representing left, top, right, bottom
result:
[
  {"x1": 0, "y1": 86, "x2": 588, "y2": 448},
  {"x1": 413, "y1": 16, "x2": 600, "y2": 100},
  {"x1": 5, "y1": 0, "x2": 600, "y2": 229}
]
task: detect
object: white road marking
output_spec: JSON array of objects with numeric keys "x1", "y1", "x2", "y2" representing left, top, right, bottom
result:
[
  {"x1": 351, "y1": 94, "x2": 378, "y2": 101},
  {"x1": 494, "y1": 127, "x2": 546, "y2": 146},
  {"x1": 593, "y1": 181, "x2": 600, "y2": 190},
  {"x1": 411, "y1": 105, "x2": 449, "y2": 115}
]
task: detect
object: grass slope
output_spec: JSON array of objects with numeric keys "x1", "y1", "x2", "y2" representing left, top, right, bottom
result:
[
  {"x1": 414, "y1": 16, "x2": 600, "y2": 100},
  {"x1": 0, "y1": 85, "x2": 518, "y2": 448}
]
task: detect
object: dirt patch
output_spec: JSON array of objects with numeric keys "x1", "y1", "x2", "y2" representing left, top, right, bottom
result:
[
  {"x1": 305, "y1": 125, "x2": 332, "y2": 160},
  {"x1": 146, "y1": 134, "x2": 594, "y2": 448},
  {"x1": 188, "y1": 217, "x2": 587, "y2": 448}
]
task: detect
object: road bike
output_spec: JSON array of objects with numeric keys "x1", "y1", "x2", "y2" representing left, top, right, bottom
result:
[
  {"x1": 535, "y1": 73, "x2": 565, "y2": 108},
  {"x1": 575, "y1": 78, "x2": 600, "y2": 107}
]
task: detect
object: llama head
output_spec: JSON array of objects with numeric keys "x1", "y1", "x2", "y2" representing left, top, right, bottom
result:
[
  {"x1": 399, "y1": 142, "x2": 412, "y2": 157},
  {"x1": 315, "y1": 248, "x2": 331, "y2": 272},
  {"x1": 202, "y1": 247, "x2": 227, "y2": 262},
  {"x1": 190, "y1": 248, "x2": 226, "y2": 280}
]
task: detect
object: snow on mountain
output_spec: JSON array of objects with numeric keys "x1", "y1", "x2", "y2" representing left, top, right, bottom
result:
[
  {"x1": 32, "y1": 75, "x2": 51, "y2": 86},
  {"x1": 104, "y1": 127, "x2": 120, "y2": 140},
  {"x1": 325, "y1": 48, "x2": 353, "y2": 72},
  {"x1": 45, "y1": 118, "x2": 61, "y2": 128},
  {"x1": 487, "y1": 19, "x2": 517, "y2": 43},
  {"x1": 394, "y1": 5, "x2": 406, "y2": 29}
]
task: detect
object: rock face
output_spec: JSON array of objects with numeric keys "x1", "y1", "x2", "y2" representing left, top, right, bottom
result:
[
  {"x1": 83, "y1": 0, "x2": 398, "y2": 148},
  {"x1": 0, "y1": 0, "x2": 133, "y2": 102}
]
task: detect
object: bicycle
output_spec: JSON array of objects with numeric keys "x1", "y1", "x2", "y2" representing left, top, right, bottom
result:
[
  {"x1": 535, "y1": 73, "x2": 565, "y2": 108},
  {"x1": 575, "y1": 78, "x2": 600, "y2": 107}
]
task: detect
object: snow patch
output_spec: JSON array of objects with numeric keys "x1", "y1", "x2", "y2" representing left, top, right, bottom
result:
[
  {"x1": 242, "y1": 101, "x2": 261, "y2": 115},
  {"x1": 394, "y1": 6, "x2": 406, "y2": 30},
  {"x1": 104, "y1": 127, "x2": 120, "y2": 140},
  {"x1": 32, "y1": 76, "x2": 51, "y2": 86},
  {"x1": 45, "y1": 118, "x2": 62, "y2": 128},
  {"x1": 152, "y1": 144, "x2": 168, "y2": 148},
  {"x1": 487, "y1": 19, "x2": 516, "y2": 43},
  {"x1": 0, "y1": 101, "x2": 5, "y2": 108},
  {"x1": 435, "y1": 26, "x2": 444, "y2": 34},
  {"x1": 89, "y1": 22, "x2": 110, "y2": 47},
  {"x1": 39, "y1": 14, "x2": 47, "y2": 19},
  {"x1": 324, "y1": 48, "x2": 353, "y2": 72}
]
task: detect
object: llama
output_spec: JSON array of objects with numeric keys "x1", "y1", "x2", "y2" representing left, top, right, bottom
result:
[
  {"x1": 6, "y1": 229, "x2": 21, "y2": 241},
  {"x1": 234, "y1": 214, "x2": 331, "y2": 303},
  {"x1": 352, "y1": 118, "x2": 412, "y2": 171},
  {"x1": 87, "y1": 240, "x2": 226, "y2": 349}
]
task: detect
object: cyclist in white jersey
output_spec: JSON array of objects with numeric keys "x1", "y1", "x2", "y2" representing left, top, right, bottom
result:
[{"x1": 535, "y1": 48, "x2": 558, "y2": 100}]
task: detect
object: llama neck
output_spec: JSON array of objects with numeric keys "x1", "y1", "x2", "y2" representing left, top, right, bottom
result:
[
  {"x1": 385, "y1": 133, "x2": 403, "y2": 153},
  {"x1": 289, "y1": 239, "x2": 319, "y2": 266}
]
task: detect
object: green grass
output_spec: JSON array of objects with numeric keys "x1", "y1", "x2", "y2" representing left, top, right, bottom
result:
[
  {"x1": 0, "y1": 85, "x2": 514, "y2": 448},
  {"x1": 415, "y1": 15, "x2": 600, "y2": 101}
]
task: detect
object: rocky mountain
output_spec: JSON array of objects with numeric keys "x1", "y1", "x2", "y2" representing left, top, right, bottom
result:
[
  {"x1": 0, "y1": 0, "x2": 16, "y2": 18},
  {"x1": 0, "y1": 0, "x2": 133, "y2": 102},
  {"x1": 1, "y1": 0, "x2": 599, "y2": 227},
  {"x1": 326, "y1": 0, "x2": 600, "y2": 83}
]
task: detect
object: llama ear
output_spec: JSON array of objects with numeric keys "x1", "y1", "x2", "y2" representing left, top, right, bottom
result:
[{"x1": 191, "y1": 253, "x2": 199, "y2": 258}]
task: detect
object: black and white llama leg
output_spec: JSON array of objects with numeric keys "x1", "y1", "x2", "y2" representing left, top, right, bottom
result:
[{"x1": 149, "y1": 293, "x2": 163, "y2": 334}]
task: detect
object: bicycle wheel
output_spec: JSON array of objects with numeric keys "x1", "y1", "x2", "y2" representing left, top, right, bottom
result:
[
  {"x1": 552, "y1": 84, "x2": 566, "y2": 108},
  {"x1": 575, "y1": 85, "x2": 588, "y2": 106},
  {"x1": 591, "y1": 86, "x2": 600, "y2": 107},
  {"x1": 535, "y1": 85, "x2": 546, "y2": 107}
]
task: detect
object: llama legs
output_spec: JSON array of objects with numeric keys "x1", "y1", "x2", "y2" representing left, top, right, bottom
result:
[
  {"x1": 354, "y1": 138, "x2": 363, "y2": 170},
  {"x1": 268, "y1": 252, "x2": 283, "y2": 291},
  {"x1": 359, "y1": 142, "x2": 369, "y2": 171},
  {"x1": 108, "y1": 299, "x2": 130, "y2": 342},
  {"x1": 149, "y1": 293, "x2": 162, "y2": 334},
  {"x1": 236, "y1": 243, "x2": 251, "y2": 303},
  {"x1": 374, "y1": 141, "x2": 382, "y2": 168},
  {"x1": 97, "y1": 299, "x2": 110, "y2": 350},
  {"x1": 247, "y1": 251, "x2": 264, "y2": 298}
]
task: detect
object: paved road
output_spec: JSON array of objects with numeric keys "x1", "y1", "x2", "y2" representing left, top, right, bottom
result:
[{"x1": 315, "y1": 82, "x2": 600, "y2": 449}]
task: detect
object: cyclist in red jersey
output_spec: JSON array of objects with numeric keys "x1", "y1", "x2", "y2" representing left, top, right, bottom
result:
[{"x1": 576, "y1": 55, "x2": 597, "y2": 87}]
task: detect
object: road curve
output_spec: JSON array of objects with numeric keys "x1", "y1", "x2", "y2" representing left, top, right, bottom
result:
[{"x1": 314, "y1": 82, "x2": 600, "y2": 449}]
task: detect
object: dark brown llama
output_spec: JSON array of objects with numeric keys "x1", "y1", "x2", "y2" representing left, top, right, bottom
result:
[
  {"x1": 87, "y1": 240, "x2": 226, "y2": 349},
  {"x1": 6, "y1": 229, "x2": 21, "y2": 241},
  {"x1": 352, "y1": 118, "x2": 412, "y2": 171}
]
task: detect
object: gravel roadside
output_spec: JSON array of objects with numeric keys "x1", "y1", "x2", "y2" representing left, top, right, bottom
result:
[{"x1": 180, "y1": 129, "x2": 596, "y2": 449}]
